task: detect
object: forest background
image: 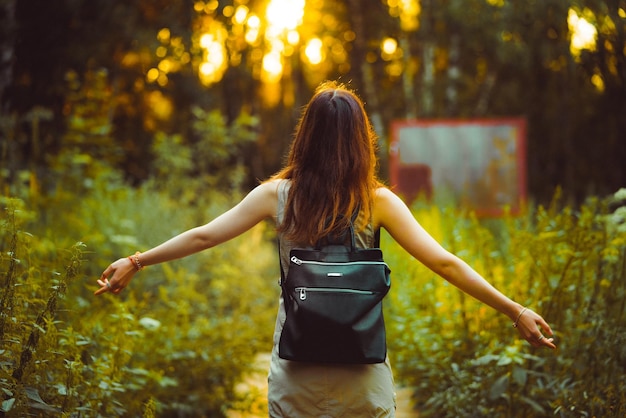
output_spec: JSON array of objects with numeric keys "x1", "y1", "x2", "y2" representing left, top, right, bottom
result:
[{"x1": 0, "y1": 0, "x2": 625, "y2": 417}]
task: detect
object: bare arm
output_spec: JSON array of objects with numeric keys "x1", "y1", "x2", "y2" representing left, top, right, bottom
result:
[
  {"x1": 95, "y1": 180, "x2": 279, "y2": 295},
  {"x1": 373, "y1": 187, "x2": 555, "y2": 349}
]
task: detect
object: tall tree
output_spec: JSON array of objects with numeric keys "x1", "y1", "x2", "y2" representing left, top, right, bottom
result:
[{"x1": 0, "y1": 0, "x2": 16, "y2": 111}]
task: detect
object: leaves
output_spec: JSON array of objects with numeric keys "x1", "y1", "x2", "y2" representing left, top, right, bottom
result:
[
  {"x1": 386, "y1": 193, "x2": 626, "y2": 417},
  {"x1": 0, "y1": 398, "x2": 15, "y2": 413},
  {"x1": 2, "y1": 0, "x2": 624, "y2": 207},
  {"x1": 0, "y1": 174, "x2": 277, "y2": 416},
  {"x1": 24, "y1": 387, "x2": 58, "y2": 413}
]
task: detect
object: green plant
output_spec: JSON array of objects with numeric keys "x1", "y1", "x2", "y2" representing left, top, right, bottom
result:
[
  {"x1": 1, "y1": 168, "x2": 278, "y2": 417},
  {"x1": 386, "y1": 189, "x2": 626, "y2": 417},
  {"x1": 1, "y1": 197, "x2": 86, "y2": 416}
]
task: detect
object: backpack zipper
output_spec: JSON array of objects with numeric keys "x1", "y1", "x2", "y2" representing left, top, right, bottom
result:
[
  {"x1": 294, "y1": 287, "x2": 375, "y2": 301},
  {"x1": 290, "y1": 256, "x2": 387, "y2": 268}
]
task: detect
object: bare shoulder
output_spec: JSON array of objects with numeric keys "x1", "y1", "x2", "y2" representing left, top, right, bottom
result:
[
  {"x1": 238, "y1": 179, "x2": 282, "y2": 219},
  {"x1": 374, "y1": 186, "x2": 405, "y2": 209},
  {"x1": 372, "y1": 186, "x2": 407, "y2": 228},
  {"x1": 374, "y1": 186, "x2": 397, "y2": 202},
  {"x1": 257, "y1": 178, "x2": 282, "y2": 196}
]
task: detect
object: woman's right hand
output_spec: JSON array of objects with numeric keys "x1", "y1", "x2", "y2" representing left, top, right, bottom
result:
[{"x1": 94, "y1": 257, "x2": 137, "y2": 295}]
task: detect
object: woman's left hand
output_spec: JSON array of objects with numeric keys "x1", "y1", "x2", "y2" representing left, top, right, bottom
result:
[
  {"x1": 515, "y1": 308, "x2": 557, "y2": 349},
  {"x1": 95, "y1": 257, "x2": 137, "y2": 295}
]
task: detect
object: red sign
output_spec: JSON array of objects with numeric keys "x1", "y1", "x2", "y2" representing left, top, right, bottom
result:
[{"x1": 389, "y1": 118, "x2": 527, "y2": 216}]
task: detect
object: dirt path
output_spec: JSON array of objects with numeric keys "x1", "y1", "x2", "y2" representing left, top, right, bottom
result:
[{"x1": 226, "y1": 353, "x2": 418, "y2": 417}]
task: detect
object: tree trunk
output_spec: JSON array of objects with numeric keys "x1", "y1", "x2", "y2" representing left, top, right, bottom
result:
[
  {"x1": 446, "y1": 34, "x2": 460, "y2": 117},
  {"x1": 0, "y1": 0, "x2": 16, "y2": 110},
  {"x1": 419, "y1": 0, "x2": 434, "y2": 117},
  {"x1": 345, "y1": 0, "x2": 385, "y2": 139},
  {"x1": 400, "y1": 34, "x2": 418, "y2": 119},
  {"x1": 344, "y1": 0, "x2": 388, "y2": 178}
]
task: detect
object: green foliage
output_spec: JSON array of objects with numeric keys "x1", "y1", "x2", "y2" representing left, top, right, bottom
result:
[
  {"x1": 3, "y1": 178, "x2": 626, "y2": 416},
  {"x1": 4, "y1": 153, "x2": 626, "y2": 417},
  {"x1": 4, "y1": 0, "x2": 624, "y2": 205},
  {"x1": 2, "y1": 71, "x2": 625, "y2": 417},
  {"x1": 150, "y1": 107, "x2": 258, "y2": 204},
  {"x1": 0, "y1": 197, "x2": 86, "y2": 416},
  {"x1": 0, "y1": 90, "x2": 272, "y2": 416},
  {"x1": 386, "y1": 190, "x2": 626, "y2": 417},
  {"x1": 1, "y1": 164, "x2": 277, "y2": 417}
]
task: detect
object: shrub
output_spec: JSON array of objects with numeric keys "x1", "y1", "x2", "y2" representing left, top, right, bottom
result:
[
  {"x1": 1, "y1": 178, "x2": 277, "y2": 416},
  {"x1": 386, "y1": 190, "x2": 626, "y2": 417},
  {"x1": 3, "y1": 170, "x2": 625, "y2": 417}
]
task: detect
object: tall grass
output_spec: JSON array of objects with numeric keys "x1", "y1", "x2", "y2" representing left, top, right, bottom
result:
[
  {"x1": 386, "y1": 190, "x2": 626, "y2": 417},
  {"x1": 1, "y1": 198, "x2": 86, "y2": 415},
  {"x1": 2, "y1": 180, "x2": 624, "y2": 416},
  {"x1": 0, "y1": 173, "x2": 278, "y2": 417}
]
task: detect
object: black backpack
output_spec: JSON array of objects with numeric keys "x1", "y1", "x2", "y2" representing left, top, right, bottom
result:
[{"x1": 278, "y1": 219, "x2": 391, "y2": 364}]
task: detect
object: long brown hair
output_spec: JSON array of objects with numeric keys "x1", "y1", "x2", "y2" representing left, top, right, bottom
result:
[{"x1": 271, "y1": 81, "x2": 383, "y2": 245}]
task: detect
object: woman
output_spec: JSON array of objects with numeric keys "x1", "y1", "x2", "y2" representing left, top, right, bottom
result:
[{"x1": 96, "y1": 81, "x2": 555, "y2": 417}]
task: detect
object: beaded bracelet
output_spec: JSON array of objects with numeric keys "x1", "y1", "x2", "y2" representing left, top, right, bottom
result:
[
  {"x1": 512, "y1": 307, "x2": 528, "y2": 328},
  {"x1": 128, "y1": 251, "x2": 144, "y2": 271}
]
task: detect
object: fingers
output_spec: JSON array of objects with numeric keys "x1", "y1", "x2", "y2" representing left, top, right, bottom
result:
[
  {"x1": 531, "y1": 333, "x2": 556, "y2": 349},
  {"x1": 537, "y1": 317, "x2": 554, "y2": 338},
  {"x1": 95, "y1": 258, "x2": 139, "y2": 296},
  {"x1": 101, "y1": 265, "x2": 114, "y2": 280},
  {"x1": 517, "y1": 309, "x2": 557, "y2": 350},
  {"x1": 535, "y1": 315, "x2": 556, "y2": 349},
  {"x1": 94, "y1": 277, "x2": 113, "y2": 295},
  {"x1": 529, "y1": 315, "x2": 557, "y2": 349},
  {"x1": 94, "y1": 265, "x2": 123, "y2": 296},
  {"x1": 543, "y1": 337, "x2": 556, "y2": 349},
  {"x1": 94, "y1": 278, "x2": 125, "y2": 295}
]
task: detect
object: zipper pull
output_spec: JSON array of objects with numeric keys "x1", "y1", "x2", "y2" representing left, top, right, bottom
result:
[
  {"x1": 298, "y1": 288, "x2": 306, "y2": 300},
  {"x1": 291, "y1": 256, "x2": 302, "y2": 265}
]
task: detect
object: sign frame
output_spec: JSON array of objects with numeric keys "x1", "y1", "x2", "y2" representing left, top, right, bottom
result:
[{"x1": 389, "y1": 118, "x2": 527, "y2": 216}]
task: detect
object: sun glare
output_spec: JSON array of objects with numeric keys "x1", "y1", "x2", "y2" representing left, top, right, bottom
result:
[
  {"x1": 591, "y1": 73, "x2": 605, "y2": 92},
  {"x1": 198, "y1": 23, "x2": 228, "y2": 86},
  {"x1": 305, "y1": 38, "x2": 323, "y2": 65},
  {"x1": 260, "y1": 0, "x2": 306, "y2": 102},
  {"x1": 234, "y1": 5, "x2": 248, "y2": 25},
  {"x1": 245, "y1": 15, "x2": 261, "y2": 44},
  {"x1": 266, "y1": 0, "x2": 305, "y2": 32},
  {"x1": 568, "y1": 8, "x2": 597, "y2": 57},
  {"x1": 381, "y1": 38, "x2": 398, "y2": 57},
  {"x1": 385, "y1": 0, "x2": 420, "y2": 31},
  {"x1": 262, "y1": 51, "x2": 283, "y2": 83}
]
